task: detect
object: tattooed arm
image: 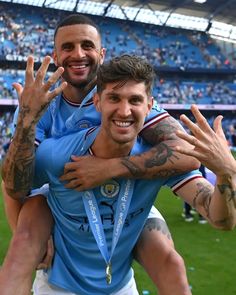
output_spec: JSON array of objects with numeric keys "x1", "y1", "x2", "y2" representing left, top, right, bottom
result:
[
  {"x1": 1, "y1": 56, "x2": 66, "y2": 199},
  {"x1": 175, "y1": 177, "x2": 236, "y2": 230},
  {"x1": 173, "y1": 105, "x2": 236, "y2": 230},
  {"x1": 61, "y1": 115, "x2": 200, "y2": 191},
  {"x1": 124, "y1": 115, "x2": 199, "y2": 178}
]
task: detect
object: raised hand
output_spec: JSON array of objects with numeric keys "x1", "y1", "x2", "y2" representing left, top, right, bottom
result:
[
  {"x1": 2, "y1": 56, "x2": 67, "y2": 199},
  {"x1": 14, "y1": 55, "x2": 67, "y2": 126},
  {"x1": 174, "y1": 104, "x2": 236, "y2": 177}
]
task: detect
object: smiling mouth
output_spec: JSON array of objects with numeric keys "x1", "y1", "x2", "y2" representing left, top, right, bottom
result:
[
  {"x1": 69, "y1": 64, "x2": 89, "y2": 69},
  {"x1": 114, "y1": 120, "x2": 133, "y2": 127}
]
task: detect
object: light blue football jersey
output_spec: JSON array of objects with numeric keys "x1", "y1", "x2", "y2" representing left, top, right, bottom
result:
[
  {"x1": 12, "y1": 87, "x2": 169, "y2": 145},
  {"x1": 35, "y1": 127, "x2": 201, "y2": 295},
  {"x1": 12, "y1": 87, "x2": 181, "y2": 294}
]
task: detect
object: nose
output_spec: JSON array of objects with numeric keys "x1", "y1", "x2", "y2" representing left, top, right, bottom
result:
[
  {"x1": 72, "y1": 45, "x2": 86, "y2": 58},
  {"x1": 117, "y1": 100, "x2": 132, "y2": 117}
]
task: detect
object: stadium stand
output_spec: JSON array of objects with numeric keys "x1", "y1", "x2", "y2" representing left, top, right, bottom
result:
[{"x1": 0, "y1": 0, "x2": 236, "y2": 158}]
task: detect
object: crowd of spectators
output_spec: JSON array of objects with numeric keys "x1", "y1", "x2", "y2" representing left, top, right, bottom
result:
[
  {"x1": 108, "y1": 22, "x2": 235, "y2": 70},
  {"x1": 0, "y1": 4, "x2": 60, "y2": 62},
  {"x1": 153, "y1": 79, "x2": 236, "y2": 105},
  {"x1": 0, "y1": 69, "x2": 23, "y2": 101},
  {"x1": 1, "y1": 68, "x2": 236, "y2": 105},
  {"x1": 0, "y1": 112, "x2": 13, "y2": 162},
  {"x1": 175, "y1": 113, "x2": 236, "y2": 149},
  {"x1": 203, "y1": 116, "x2": 236, "y2": 148},
  {"x1": 0, "y1": 2, "x2": 235, "y2": 70},
  {"x1": 0, "y1": 2, "x2": 236, "y2": 156}
]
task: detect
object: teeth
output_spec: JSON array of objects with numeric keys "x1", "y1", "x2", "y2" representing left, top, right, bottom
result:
[
  {"x1": 114, "y1": 121, "x2": 132, "y2": 127},
  {"x1": 71, "y1": 65, "x2": 87, "y2": 69}
]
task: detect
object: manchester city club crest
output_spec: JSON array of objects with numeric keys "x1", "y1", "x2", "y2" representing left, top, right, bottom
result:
[
  {"x1": 101, "y1": 180, "x2": 120, "y2": 198},
  {"x1": 77, "y1": 120, "x2": 92, "y2": 130}
]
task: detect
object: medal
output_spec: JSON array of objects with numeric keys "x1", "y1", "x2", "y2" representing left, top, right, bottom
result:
[
  {"x1": 83, "y1": 180, "x2": 134, "y2": 287},
  {"x1": 106, "y1": 263, "x2": 112, "y2": 284}
]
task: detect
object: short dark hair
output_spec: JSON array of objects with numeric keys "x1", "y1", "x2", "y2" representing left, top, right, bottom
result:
[
  {"x1": 54, "y1": 14, "x2": 101, "y2": 41},
  {"x1": 97, "y1": 54, "x2": 155, "y2": 96}
]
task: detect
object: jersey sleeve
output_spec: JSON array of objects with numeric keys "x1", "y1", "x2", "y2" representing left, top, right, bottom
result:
[
  {"x1": 35, "y1": 109, "x2": 52, "y2": 147},
  {"x1": 33, "y1": 140, "x2": 52, "y2": 188},
  {"x1": 142, "y1": 100, "x2": 170, "y2": 131}
]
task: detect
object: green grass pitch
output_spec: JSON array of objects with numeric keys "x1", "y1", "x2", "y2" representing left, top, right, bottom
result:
[{"x1": 1, "y1": 161, "x2": 236, "y2": 294}]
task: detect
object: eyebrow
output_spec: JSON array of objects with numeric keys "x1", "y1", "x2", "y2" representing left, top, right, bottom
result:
[
  {"x1": 105, "y1": 91, "x2": 119, "y2": 96},
  {"x1": 61, "y1": 42, "x2": 73, "y2": 48},
  {"x1": 105, "y1": 91, "x2": 145, "y2": 99}
]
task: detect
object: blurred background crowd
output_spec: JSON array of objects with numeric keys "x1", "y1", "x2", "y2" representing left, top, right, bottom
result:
[{"x1": 0, "y1": 1, "x2": 236, "y2": 161}]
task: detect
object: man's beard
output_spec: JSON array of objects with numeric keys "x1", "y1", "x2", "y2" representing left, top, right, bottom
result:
[{"x1": 62, "y1": 61, "x2": 100, "y2": 90}]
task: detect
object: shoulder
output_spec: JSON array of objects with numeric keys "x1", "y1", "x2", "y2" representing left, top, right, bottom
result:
[{"x1": 143, "y1": 101, "x2": 170, "y2": 131}]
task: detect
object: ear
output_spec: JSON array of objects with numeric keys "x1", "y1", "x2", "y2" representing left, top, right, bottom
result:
[
  {"x1": 146, "y1": 96, "x2": 154, "y2": 116},
  {"x1": 99, "y1": 48, "x2": 106, "y2": 65},
  {"x1": 52, "y1": 49, "x2": 58, "y2": 66},
  {"x1": 93, "y1": 93, "x2": 101, "y2": 112}
]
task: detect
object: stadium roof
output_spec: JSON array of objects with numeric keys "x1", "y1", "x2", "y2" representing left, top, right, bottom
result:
[
  {"x1": 2, "y1": 0, "x2": 236, "y2": 42},
  {"x1": 93, "y1": 0, "x2": 236, "y2": 26}
]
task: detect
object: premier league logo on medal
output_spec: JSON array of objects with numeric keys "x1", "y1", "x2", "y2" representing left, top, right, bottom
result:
[{"x1": 101, "y1": 180, "x2": 120, "y2": 198}]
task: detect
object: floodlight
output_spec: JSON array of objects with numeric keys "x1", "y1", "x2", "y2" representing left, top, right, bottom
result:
[{"x1": 194, "y1": 0, "x2": 207, "y2": 3}]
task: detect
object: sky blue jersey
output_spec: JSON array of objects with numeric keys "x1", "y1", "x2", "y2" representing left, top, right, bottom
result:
[
  {"x1": 35, "y1": 127, "x2": 202, "y2": 295},
  {"x1": 12, "y1": 86, "x2": 170, "y2": 145}
]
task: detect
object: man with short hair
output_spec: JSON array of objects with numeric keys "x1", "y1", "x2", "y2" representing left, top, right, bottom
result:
[
  {"x1": 3, "y1": 54, "x2": 236, "y2": 295},
  {"x1": 1, "y1": 14, "x2": 199, "y2": 295}
]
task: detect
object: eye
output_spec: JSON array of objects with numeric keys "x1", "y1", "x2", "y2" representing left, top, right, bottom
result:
[
  {"x1": 130, "y1": 96, "x2": 143, "y2": 105},
  {"x1": 62, "y1": 43, "x2": 74, "y2": 51},
  {"x1": 82, "y1": 41, "x2": 95, "y2": 50},
  {"x1": 108, "y1": 94, "x2": 119, "y2": 102}
]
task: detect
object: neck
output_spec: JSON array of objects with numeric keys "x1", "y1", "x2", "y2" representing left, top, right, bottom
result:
[
  {"x1": 62, "y1": 80, "x2": 96, "y2": 104},
  {"x1": 91, "y1": 129, "x2": 135, "y2": 159}
]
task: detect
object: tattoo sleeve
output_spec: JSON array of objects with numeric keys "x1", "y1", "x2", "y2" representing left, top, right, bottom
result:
[
  {"x1": 1, "y1": 112, "x2": 37, "y2": 199},
  {"x1": 192, "y1": 182, "x2": 213, "y2": 219},
  {"x1": 120, "y1": 116, "x2": 199, "y2": 179},
  {"x1": 191, "y1": 179, "x2": 236, "y2": 229},
  {"x1": 140, "y1": 116, "x2": 180, "y2": 145}
]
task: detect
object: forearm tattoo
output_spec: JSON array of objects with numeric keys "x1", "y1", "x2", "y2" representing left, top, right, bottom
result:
[
  {"x1": 144, "y1": 143, "x2": 179, "y2": 168},
  {"x1": 193, "y1": 182, "x2": 236, "y2": 227},
  {"x1": 2, "y1": 115, "x2": 36, "y2": 194},
  {"x1": 121, "y1": 156, "x2": 145, "y2": 178},
  {"x1": 218, "y1": 184, "x2": 236, "y2": 208},
  {"x1": 192, "y1": 182, "x2": 212, "y2": 219},
  {"x1": 121, "y1": 144, "x2": 181, "y2": 178},
  {"x1": 143, "y1": 218, "x2": 172, "y2": 240},
  {"x1": 120, "y1": 117, "x2": 192, "y2": 178}
]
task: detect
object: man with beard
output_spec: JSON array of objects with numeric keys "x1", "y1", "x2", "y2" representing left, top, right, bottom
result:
[
  {"x1": 2, "y1": 53, "x2": 236, "y2": 295},
  {"x1": 1, "y1": 15, "x2": 199, "y2": 295}
]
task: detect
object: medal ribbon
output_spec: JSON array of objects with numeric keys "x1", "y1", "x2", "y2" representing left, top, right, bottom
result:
[{"x1": 83, "y1": 179, "x2": 135, "y2": 284}]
